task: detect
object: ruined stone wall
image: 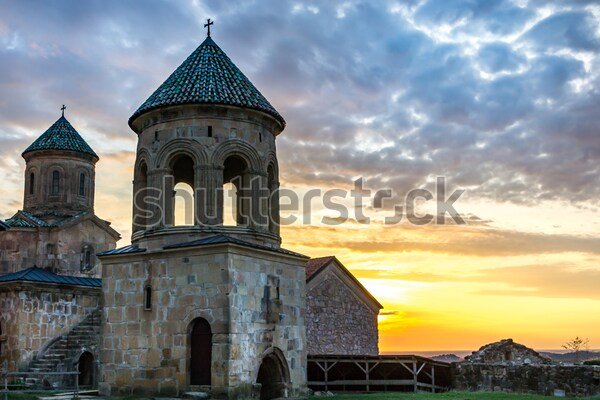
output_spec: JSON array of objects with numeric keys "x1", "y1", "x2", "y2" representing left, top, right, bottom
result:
[
  {"x1": 452, "y1": 363, "x2": 600, "y2": 397},
  {"x1": 0, "y1": 218, "x2": 116, "y2": 277},
  {"x1": 306, "y1": 269, "x2": 379, "y2": 355},
  {"x1": 99, "y1": 246, "x2": 307, "y2": 398},
  {"x1": 465, "y1": 338, "x2": 551, "y2": 365},
  {"x1": 0, "y1": 284, "x2": 101, "y2": 370}
]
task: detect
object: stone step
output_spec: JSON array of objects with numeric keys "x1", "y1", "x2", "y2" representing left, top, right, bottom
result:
[
  {"x1": 25, "y1": 308, "x2": 102, "y2": 376},
  {"x1": 183, "y1": 392, "x2": 211, "y2": 400},
  {"x1": 30, "y1": 367, "x2": 53, "y2": 372},
  {"x1": 42, "y1": 352, "x2": 63, "y2": 358},
  {"x1": 43, "y1": 348, "x2": 69, "y2": 353},
  {"x1": 42, "y1": 353, "x2": 66, "y2": 358},
  {"x1": 33, "y1": 361, "x2": 57, "y2": 366},
  {"x1": 69, "y1": 330, "x2": 98, "y2": 334}
]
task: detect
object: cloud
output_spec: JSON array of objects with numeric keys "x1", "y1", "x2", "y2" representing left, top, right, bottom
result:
[
  {"x1": 284, "y1": 221, "x2": 600, "y2": 258},
  {"x1": 474, "y1": 264, "x2": 600, "y2": 300},
  {"x1": 478, "y1": 42, "x2": 525, "y2": 73},
  {"x1": 523, "y1": 11, "x2": 600, "y2": 52},
  {"x1": 0, "y1": 0, "x2": 598, "y2": 222}
]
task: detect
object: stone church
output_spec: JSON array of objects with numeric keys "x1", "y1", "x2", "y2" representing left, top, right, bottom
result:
[{"x1": 0, "y1": 32, "x2": 382, "y2": 399}]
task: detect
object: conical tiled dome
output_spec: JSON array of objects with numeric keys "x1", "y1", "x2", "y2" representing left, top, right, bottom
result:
[
  {"x1": 129, "y1": 36, "x2": 285, "y2": 128},
  {"x1": 22, "y1": 116, "x2": 97, "y2": 158}
]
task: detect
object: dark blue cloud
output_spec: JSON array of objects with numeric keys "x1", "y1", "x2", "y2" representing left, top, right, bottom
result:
[
  {"x1": 478, "y1": 42, "x2": 525, "y2": 73},
  {"x1": 415, "y1": 0, "x2": 534, "y2": 36},
  {"x1": 0, "y1": 0, "x2": 598, "y2": 210},
  {"x1": 523, "y1": 11, "x2": 600, "y2": 52}
]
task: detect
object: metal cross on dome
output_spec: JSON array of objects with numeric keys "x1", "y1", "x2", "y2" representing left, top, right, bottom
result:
[
  {"x1": 61, "y1": 104, "x2": 66, "y2": 117},
  {"x1": 204, "y1": 18, "x2": 214, "y2": 37}
]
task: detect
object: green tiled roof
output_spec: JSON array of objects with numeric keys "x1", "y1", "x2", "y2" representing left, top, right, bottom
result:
[
  {"x1": 22, "y1": 116, "x2": 98, "y2": 158},
  {"x1": 129, "y1": 36, "x2": 285, "y2": 128},
  {"x1": 5, "y1": 210, "x2": 87, "y2": 228},
  {"x1": 0, "y1": 266, "x2": 101, "y2": 288}
]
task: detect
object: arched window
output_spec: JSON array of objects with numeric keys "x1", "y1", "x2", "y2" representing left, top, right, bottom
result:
[
  {"x1": 79, "y1": 173, "x2": 86, "y2": 196},
  {"x1": 174, "y1": 182, "x2": 194, "y2": 226},
  {"x1": 51, "y1": 171, "x2": 60, "y2": 195},
  {"x1": 223, "y1": 182, "x2": 237, "y2": 226},
  {"x1": 222, "y1": 155, "x2": 248, "y2": 226},
  {"x1": 144, "y1": 286, "x2": 152, "y2": 310},
  {"x1": 170, "y1": 154, "x2": 195, "y2": 226},
  {"x1": 80, "y1": 245, "x2": 94, "y2": 271},
  {"x1": 29, "y1": 172, "x2": 35, "y2": 195}
]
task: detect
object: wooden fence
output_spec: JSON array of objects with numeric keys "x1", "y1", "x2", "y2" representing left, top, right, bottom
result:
[{"x1": 307, "y1": 354, "x2": 451, "y2": 393}]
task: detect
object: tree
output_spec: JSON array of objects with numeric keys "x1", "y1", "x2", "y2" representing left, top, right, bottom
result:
[{"x1": 562, "y1": 336, "x2": 589, "y2": 363}]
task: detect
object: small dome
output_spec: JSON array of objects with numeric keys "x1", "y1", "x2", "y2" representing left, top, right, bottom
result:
[
  {"x1": 22, "y1": 115, "x2": 98, "y2": 158},
  {"x1": 129, "y1": 36, "x2": 285, "y2": 129}
]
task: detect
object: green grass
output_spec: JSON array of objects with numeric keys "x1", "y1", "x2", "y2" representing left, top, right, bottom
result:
[
  {"x1": 309, "y1": 392, "x2": 600, "y2": 400},
  {"x1": 3, "y1": 393, "x2": 56, "y2": 400}
]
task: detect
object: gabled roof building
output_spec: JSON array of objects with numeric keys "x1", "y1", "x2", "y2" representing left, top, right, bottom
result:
[{"x1": 306, "y1": 256, "x2": 383, "y2": 356}]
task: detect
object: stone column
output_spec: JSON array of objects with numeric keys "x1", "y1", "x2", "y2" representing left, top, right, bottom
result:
[
  {"x1": 269, "y1": 180, "x2": 281, "y2": 237},
  {"x1": 213, "y1": 166, "x2": 224, "y2": 225},
  {"x1": 250, "y1": 172, "x2": 269, "y2": 231},
  {"x1": 147, "y1": 168, "x2": 172, "y2": 229}
]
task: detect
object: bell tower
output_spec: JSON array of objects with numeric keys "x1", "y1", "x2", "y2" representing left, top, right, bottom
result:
[
  {"x1": 129, "y1": 35, "x2": 283, "y2": 250},
  {"x1": 22, "y1": 108, "x2": 98, "y2": 215},
  {"x1": 99, "y1": 29, "x2": 307, "y2": 398}
]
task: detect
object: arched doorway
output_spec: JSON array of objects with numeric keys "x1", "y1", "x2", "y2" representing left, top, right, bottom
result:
[
  {"x1": 78, "y1": 351, "x2": 94, "y2": 387},
  {"x1": 189, "y1": 318, "x2": 212, "y2": 385},
  {"x1": 256, "y1": 349, "x2": 290, "y2": 400}
]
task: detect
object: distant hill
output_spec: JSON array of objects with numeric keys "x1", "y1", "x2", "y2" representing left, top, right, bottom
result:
[
  {"x1": 540, "y1": 350, "x2": 600, "y2": 363},
  {"x1": 430, "y1": 354, "x2": 463, "y2": 363}
]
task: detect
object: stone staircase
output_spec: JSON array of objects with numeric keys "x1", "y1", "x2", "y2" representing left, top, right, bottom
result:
[{"x1": 24, "y1": 308, "x2": 102, "y2": 388}]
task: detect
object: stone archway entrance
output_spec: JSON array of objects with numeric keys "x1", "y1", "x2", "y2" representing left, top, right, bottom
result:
[
  {"x1": 256, "y1": 350, "x2": 290, "y2": 400},
  {"x1": 189, "y1": 318, "x2": 212, "y2": 385},
  {"x1": 78, "y1": 351, "x2": 94, "y2": 387}
]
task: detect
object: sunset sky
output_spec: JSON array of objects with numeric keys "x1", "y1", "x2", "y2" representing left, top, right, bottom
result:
[{"x1": 0, "y1": 1, "x2": 599, "y2": 353}]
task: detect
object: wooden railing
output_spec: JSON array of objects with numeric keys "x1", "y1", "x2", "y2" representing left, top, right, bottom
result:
[
  {"x1": 0, "y1": 361, "x2": 80, "y2": 400},
  {"x1": 307, "y1": 354, "x2": 451, "y2": 392}
]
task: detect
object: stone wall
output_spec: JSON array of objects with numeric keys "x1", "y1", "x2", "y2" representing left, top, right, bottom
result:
[
  {"x1": 0, "y1": 284, "x2": 101, "y2": 371},
  {"x1": 306, "y1": 269, "x2": 379, "y2": 355},
  {"x1": 0, "y1": 217, "x2": 117, "y2": 277},
  {"x1": 0, "y1": 290, "x2": 20, "y2": 371},
  {"x1": 99, "y1": 244, "x2": 307, "y2": 398},
  {"x1": 452, "y1": 363, "x2": 600, "y2": 397},
  {"x1": 465, "y1": 338, "x2": 551, "y2": 365}
]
